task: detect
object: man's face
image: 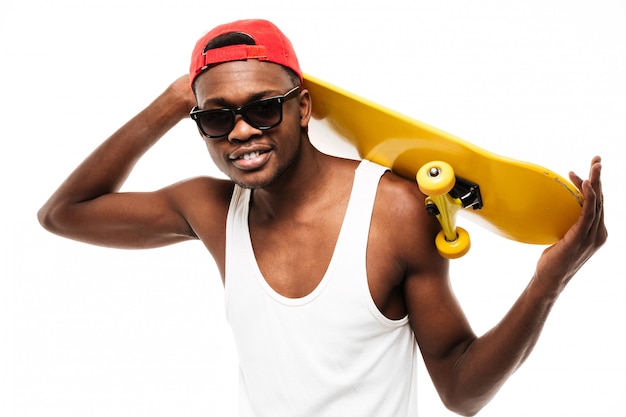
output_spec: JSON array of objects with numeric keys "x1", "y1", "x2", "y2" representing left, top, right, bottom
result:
[{"x1": 193, "y1": 60, "x2": 306, "y2": 189}]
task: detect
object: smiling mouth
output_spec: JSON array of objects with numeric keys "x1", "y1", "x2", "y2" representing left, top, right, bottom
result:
[
  {"x1": 230, "y1": 148, "x2": 269, "y2": 160},
  {"x1": 240, "y1": 151, "x2": 261, "y2": 160},
  {"x1": 230, "y1": 149, "x2": 272, "y2": 170}
]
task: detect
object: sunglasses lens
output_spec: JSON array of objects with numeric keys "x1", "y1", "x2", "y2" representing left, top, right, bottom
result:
[
  {"x1": 245, "y1": 98, "x2": 282, "y2": 129},
  {"x1": 198, "y1": 110, "x2": 234, "y2": 137},
  {"x1": 191, "y1": 87, "x2": 298, "y2": 138}
]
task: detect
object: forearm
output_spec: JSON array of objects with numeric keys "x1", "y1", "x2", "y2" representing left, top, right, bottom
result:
[
  {"x1": 39, "y1": 78, "x2": 193, "y2": 223},
  {"x1": 416, "y1": 159, "x2": 605, "y2": 416},
  {"x1": 445, "y1": 275, "x2": 560, "y2": 415}
]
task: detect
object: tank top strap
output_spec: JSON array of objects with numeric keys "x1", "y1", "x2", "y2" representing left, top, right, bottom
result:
[{"x1": 335, "y1": 159, "x2": 389, "y2": 257}]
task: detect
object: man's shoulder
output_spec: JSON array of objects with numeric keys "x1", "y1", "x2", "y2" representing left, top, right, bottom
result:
[
  {"x1": 171, "y1": 175, "x2": 234, "y2": 190},
  {"x1": 374, "y1": 168, "x2": 440, "y2": 243},
  {"x1": 163, "y1": 176, "x2": 235, "y2": 209},
  {"x1": 377, "y1": 169, "x2": 426, "y2": 213}
]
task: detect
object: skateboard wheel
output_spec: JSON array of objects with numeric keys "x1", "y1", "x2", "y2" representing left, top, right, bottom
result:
[
  {"x1": 417, "y1": 161, "x2": 455, "y2": 196},
  {"x1": 435, "y1": 227, "x2": 470, "y2": 259}
]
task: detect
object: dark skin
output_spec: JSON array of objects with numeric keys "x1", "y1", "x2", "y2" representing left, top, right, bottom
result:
[{"x1": 39, "y1": 60, "x2": 607, "y2": 416}]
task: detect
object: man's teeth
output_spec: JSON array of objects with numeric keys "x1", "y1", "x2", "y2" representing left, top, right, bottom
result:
[{"x1": 242, "y1": 151, "x2": 260, "y2": 160}]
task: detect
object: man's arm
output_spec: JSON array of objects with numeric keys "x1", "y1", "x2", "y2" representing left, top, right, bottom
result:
[
  {"x1": 406, "y1": 157, "x2": 606, "y2": 416},
  {"x1": 38, "y1": 75, "x2": 201, "y2": 248}
]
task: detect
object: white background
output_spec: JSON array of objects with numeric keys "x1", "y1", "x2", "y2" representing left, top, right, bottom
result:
[{"x1": 1, "y1": 1, "x2": 624, "y2": 416}]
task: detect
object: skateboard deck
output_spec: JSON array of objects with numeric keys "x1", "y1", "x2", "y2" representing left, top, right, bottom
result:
[{"x1": 304, "y1": 73, "x2": 583, "y2": 257}]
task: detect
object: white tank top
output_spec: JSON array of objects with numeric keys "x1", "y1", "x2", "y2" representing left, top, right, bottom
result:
[{"x1": 224, "y1": 160, "x2": 418, "y2": 417}]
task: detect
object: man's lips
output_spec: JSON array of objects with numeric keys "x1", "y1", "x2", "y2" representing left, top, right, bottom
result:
[
  {"x1": 229, "y1": 145, "x2": 272, "y2": 161},
  {"x1": 229, "y1": 147, "x2": 272, "y2": 170}
]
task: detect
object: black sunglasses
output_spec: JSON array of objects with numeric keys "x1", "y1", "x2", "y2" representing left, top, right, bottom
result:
[{"x1": 190, "y1": 86, "x2": 300, "y2": 138}]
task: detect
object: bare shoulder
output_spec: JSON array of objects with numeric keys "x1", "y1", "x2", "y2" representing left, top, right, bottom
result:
[
  {"x1": 375, "y1": 170, "x2": 438, "y2": 235},
  {"x1": 364, "y1": 168, "x2": 447, "y2": 319},
  {"x1": 164, "y1": 176, "x2": 234, "y2": 204},
  {"x1": 372, "y1": 169, "x2": 444, "y2": 277},
  {"x1": 377, "y1": 170, "x2": 427, "y2": 215},
  {"x1": 162, "y1": 176, "x2": 235, "y2": 256},
  {"x1": 163, "y1": 176, "x2": 234, "y2": 222}
]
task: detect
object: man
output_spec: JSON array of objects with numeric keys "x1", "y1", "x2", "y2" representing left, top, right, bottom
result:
[{"x1": 38, "y1": 19, "x2": 606, "y2": 416}]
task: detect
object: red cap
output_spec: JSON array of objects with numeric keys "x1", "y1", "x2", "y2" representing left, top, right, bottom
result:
[{"x1": 190, "y1": 19, "x2": 302, "y2": 87}]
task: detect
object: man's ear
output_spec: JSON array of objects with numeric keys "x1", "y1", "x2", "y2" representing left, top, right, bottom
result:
[{"x1": 298, "y1": 88, "x2": 313, "y2": 128}]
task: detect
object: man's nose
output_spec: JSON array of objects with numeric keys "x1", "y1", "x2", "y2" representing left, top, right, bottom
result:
[{"x1": 227, "y1": 115, "x2": 262, "y2": 142}]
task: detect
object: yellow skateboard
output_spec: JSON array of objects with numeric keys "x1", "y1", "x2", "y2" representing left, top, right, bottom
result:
[{"x1": 304, "y1": 74, "x2": 583, "y2": 259}]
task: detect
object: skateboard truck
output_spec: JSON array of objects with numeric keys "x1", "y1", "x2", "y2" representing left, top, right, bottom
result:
[{"x1": 417, "y1": 161, "x2": 482, "y2": 259}]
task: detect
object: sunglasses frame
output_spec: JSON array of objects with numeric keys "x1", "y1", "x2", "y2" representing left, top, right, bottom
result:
[{"x1": 190, "y1": 86, "x2": 301, "y2": 138}]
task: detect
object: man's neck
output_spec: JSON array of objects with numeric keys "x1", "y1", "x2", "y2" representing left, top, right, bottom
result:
[{"x1": 249, "y1": 148, "x2": 349, "y2": 222}]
